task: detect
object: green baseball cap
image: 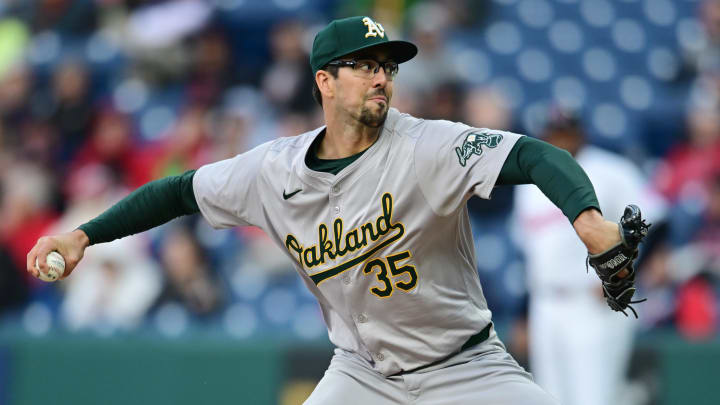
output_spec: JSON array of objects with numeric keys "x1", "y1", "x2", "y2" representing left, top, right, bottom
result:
[{"x1": 310, "y1": 16, "x2": 418, "y2": 74}]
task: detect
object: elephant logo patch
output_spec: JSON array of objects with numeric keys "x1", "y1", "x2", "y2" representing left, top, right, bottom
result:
[{"x1": 455, "y1": 131, "x2": 503, "y2": 167}]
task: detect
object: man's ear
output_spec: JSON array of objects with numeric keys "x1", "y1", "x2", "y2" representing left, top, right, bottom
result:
[{"x1": 316, "y1": 70, "x2": 334, "y2": 100}]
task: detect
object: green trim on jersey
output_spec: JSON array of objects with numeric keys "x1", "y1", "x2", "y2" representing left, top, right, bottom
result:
[
  {"x1": 78, "y1": 170, "x2": 199, "y2": 245},
  {"x1": 305, "y1": 130, "x2": 368, "y2": 175},
  {"x1": 497, "y1": 136, "x2": 600, "y2": 223}
]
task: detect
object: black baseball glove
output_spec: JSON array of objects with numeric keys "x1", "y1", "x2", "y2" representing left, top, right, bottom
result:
[{"x1": 587, "y1": 204, "x2": 651, "y2": 318}]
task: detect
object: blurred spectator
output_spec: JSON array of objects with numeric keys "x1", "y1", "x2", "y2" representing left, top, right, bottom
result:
[
  {"x1": 637, "y1": 241, "x2": 676, "y2": 329},
  {"x1": 56, "y1": 164, "x2": 162, "y2": 331},
  {"x1": 389, "y1": 84, "x2": 421, "y2": 116},
  {"x1": 463, "y1": 86, "x2": 512, "y2": 131},
  {"x1": 697, "y1": 172, "x2": 720, "y2": 255},
  {"x1": 218, "y1": 85, "x2": 281, "y2": 149},
  {"x1": 151, "y1": 223, "x2": 225, "y2": 320},
  {"x1": 17, "y1": 118, "x2": 59, "y2": 170},
  {"x1": 0, "y1": 161, "x2": 58, "y2": 286},
  {"x1": 120, "y1": 0, "x2": 212, "y2": 85},
  {"x1": 69, "y1": 107, "x2": 154, "y2": 188},
  {"x1": 654, "y1": 103, "x2": 720, "y2": 203},
  {"x1": 151, "y1": 104, "x2": 213, "y2": 178},
  {"x1": 60, "y1": 234, "x2": 162, "y2": 331},
  {"x1": 675, "y1": 275, "x2": 718, "y2": 339},
  {"x1": 16, "y1": 0, "x2": 98, "y2": 35},
  {"x1": 209, "y1": 105, "x2": 253, "y2": 161},
  {"x1": 187, "y1": 28, "x2": 238, "y2": 106},
  {"x1": 47, "y1": 59, "x2": 94, "y2": 161},
  {"x1": 0, "y1": 63, "x2": 32, "y2": 144},
  {"x1": 684, "y1": 0, "x2": 720, "y2": 79},
  {"x1": 123, "y1": 0, "x2": 210, "y2": 50},
  {"x1": 441, "y1": 0, "x2": 489, "y2": 28},
  {"x1": 701, "y1": 0, "x2": 720, "y2": 43},
  {"x1": 421, "y1": 81, "x2": 464, "y2": 122},
  {"x1": 275, "y1": 112, "x2": 318, "y2": 139},
  {"x1": 394, "y1": 2, "x2": 458, "y2": 94},
  {"x1": 61, "y1": 237, "x2": 162, "y2": 331},
  {"x1": 513, "y1": 107, "x2": 665, "y2": 405},
  {"x1": 669, "y1": 172, "x2": 720, "y2": 339},
  {"x1": 260, "y1": 20, "x2": 314, "y2": 114}
]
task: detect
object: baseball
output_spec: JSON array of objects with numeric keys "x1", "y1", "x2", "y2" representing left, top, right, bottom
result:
[{"x1": 34, "y1": 251, "x2": 66, "y2": 282}]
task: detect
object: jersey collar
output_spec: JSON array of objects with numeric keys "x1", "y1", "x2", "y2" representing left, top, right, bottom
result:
[{"x1": 295, "y1": 108, "x2": 401, "y2": 190}]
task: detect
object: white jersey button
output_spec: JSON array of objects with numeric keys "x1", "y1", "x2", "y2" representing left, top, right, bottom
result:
[
  {"x1": 334, "y1": 206, "x2": 340, "y2": 214},
  {"x1": 357, "y1": 314, "x2": 367, "y2": 323},
  {"x1": 375, "y1": 352, "x2": 385, "y2": 361},
  {"x1": 342, "y1": 275, "x2": 351, "y2": 285},
  {"x1": 332, "y1": 186, "x2": 339, "y2": 193}
]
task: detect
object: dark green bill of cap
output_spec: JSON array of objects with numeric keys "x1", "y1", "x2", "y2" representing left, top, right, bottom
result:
[{"x1": 310, "y1": 16, "x2": 418, "y2": 74}]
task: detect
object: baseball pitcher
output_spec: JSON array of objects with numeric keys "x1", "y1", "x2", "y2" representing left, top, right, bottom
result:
[{"x1": 28, "y1": 16, "x2": 649, "y2": 404}]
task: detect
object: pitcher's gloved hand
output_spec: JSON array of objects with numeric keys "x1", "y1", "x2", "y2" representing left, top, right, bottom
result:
[{"x1": 587, "y1": 204, "x2": 651, "y2": 318}]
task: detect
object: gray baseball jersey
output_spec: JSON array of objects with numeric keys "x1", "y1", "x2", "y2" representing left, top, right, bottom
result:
[{"x1": 193, "y1": 107, "x2": 522, "y2": 376}]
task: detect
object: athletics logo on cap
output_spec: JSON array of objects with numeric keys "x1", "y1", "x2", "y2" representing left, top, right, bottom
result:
[
  {"x1": 310, "y1": 16, "x2": 417, "y2": 74},
  {"x1": 362, "y1": 17, "x2": 385, "y2": 38}
]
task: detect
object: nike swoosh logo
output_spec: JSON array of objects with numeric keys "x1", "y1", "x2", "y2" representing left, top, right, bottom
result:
[{"x1": 283, "y1": 189, "x2": 302, "y2": 200}]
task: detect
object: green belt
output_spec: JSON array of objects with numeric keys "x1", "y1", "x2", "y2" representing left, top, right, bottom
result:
[
  {"x1": 393, "y1": 322, "x2": 493, "y2": 376},
  {"x1": 460, "y1": 322, "x2": 492, "y2": 351}
]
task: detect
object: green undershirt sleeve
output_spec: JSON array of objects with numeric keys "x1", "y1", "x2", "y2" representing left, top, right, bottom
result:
[
  {"x1": 497, "y1": 136, "x2": 600, "y2": 223},
  {"x1": 77, "y1": 170, "x2": 200, "y2": 245}
]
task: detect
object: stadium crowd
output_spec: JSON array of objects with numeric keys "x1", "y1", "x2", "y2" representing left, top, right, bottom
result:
[{"x1": 1, "y1": 0, "x2": 719, "y2": 348}]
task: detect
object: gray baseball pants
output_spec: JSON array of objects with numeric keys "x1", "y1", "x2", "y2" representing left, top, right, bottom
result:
[{"x1": 304, "y1": 328, "x2": 559, "y2": 404}]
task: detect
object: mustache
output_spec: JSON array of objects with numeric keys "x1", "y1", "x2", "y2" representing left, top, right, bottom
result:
[{"x1": 367, "y1": 90, "x2": 388, "y2": 99}]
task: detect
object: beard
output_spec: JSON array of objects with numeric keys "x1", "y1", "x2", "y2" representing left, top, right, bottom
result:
[{"x1": 358, "y1": 104, "x2": 388, "y2": 128}]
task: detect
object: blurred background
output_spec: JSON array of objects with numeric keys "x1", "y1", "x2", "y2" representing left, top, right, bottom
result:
[{"x1": 0, "y1": 0, "x2": 719, "y2": 404}]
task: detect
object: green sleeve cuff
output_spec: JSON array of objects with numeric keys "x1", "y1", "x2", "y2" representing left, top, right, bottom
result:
[
  {"x1": 78, "y1": 170, "x2": 200, "y2": 245},
  {"x1": 498, "y1": 137, "x2": 601, "y2": 223}
]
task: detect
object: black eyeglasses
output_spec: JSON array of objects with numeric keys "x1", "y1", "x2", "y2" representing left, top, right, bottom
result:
[{"x1": 326, "y1": 59, "x2": 399, "y2": 80}]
